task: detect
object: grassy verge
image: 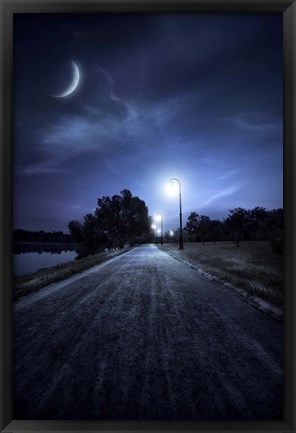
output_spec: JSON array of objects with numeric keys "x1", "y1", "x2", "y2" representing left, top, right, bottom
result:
[
  {"x1": 14, "y1": 247, "x2": 134, "y2": 301},
  {"x1": 157, "y1": 241, "x2": 283, "y2": 307}
]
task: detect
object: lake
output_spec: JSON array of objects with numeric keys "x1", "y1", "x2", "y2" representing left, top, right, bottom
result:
[{"x1": 13, "y1": 244, "x2": 78, "y2": 276}]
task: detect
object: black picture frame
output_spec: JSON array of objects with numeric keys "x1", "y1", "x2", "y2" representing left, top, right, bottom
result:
[{"x1": 1, "y1": 1, "x2": 295, "y2": 432}]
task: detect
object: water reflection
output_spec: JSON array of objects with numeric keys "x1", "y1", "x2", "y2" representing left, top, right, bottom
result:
[
  {"x1": 13, "y1": 243, "x2": 78, "y2": 255},
  {"x1": 13, "y1": 243, "x2": 79, "y2": 276}
]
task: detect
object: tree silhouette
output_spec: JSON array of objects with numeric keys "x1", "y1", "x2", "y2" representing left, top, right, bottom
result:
[
  {"x1": 183, "y1": 207, "x2": 283, "y2": 248},
  {"x1": 185, "y1": 212, "x2": 200, "y2": 241},
  {"x1": 68, "y1": 220, "x2": 84, "y2": 243},
  {"x1": 225, "y1": 208, "x2": 250, "y2": 247},
  {"x1": 68, "y1": 189, "x2": 150, "y2": 256}
]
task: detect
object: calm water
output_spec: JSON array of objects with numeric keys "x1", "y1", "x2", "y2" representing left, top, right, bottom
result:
[{"x1": 13, "y1": 244, "x2": 78, "y2": 276}]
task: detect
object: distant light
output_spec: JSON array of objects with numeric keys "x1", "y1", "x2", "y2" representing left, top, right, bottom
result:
[
  {"x1": 155, "y1": 213, "x2": 162, "y2": 221},
  {"x1": 169, "y1": 230, "x2": 174, "y2": 237},
  {"x1": 157, "y1": 229, "x2": 161, "y2": 234},
  {"x1": 151, "y1": 223, "x2": 156, "y2": 229}
]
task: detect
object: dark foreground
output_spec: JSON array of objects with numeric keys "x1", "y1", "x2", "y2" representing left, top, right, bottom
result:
[{"x1": 14, "y1": 244, "x2": 283, "y2": 420}]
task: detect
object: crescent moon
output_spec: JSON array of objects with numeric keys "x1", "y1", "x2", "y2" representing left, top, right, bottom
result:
[{"x1": 52, "y1": 61, "x2": 80, "y2": 98}]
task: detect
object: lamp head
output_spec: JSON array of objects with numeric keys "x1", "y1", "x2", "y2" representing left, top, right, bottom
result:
[{"x1": 169, "y1": 177, "x2": 181, "y2": 194}]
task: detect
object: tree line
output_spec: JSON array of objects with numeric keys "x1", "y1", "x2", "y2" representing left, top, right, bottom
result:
[
  {"x1": 179, "y1": 207, "x2": 283, "y2": 251},
  {"x1": 13, "y1": 229, "x2": 72, "y2": 244},
  {"x1": 13, "y1": 191, "x2": 283, "y2": 257}
]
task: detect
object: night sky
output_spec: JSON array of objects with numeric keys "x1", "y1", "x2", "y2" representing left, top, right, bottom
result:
[{"x1": 13, "y1": 13, "x2": 283, "y2": 233}]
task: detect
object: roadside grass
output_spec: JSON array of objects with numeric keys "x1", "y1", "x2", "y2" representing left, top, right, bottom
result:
[
  {"x1": 14, "y1": 247, "x2": 134, "y2": 301},
  {"x1": 157, "y1": 241, "x2": 283, "y2": 307}
]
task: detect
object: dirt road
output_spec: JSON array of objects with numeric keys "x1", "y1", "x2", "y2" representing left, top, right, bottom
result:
[{"x1": 14, "y1": 244, "x2": 283, "y2": 420}]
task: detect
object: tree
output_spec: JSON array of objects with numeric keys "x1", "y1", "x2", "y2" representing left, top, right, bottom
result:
[
  {"x1": 249, "y1": 207, "x2": 268, "y2": 240},
  {"x1": 185, "y1": 212, "x2": 200, "y2": 241},
  {"x1": 199, "y1": 215, "x2": 211, "y2": 244},
  {"x1": 208, "y1": 219, "x2": 224, "y2": 242},
  {"x1": 266, "y1": 208, "x2": 283, "y2": 237},
  {"x1": 225, "y1": 208, "x2": 250, "y2": 246},
  {"x1": 121, "y1": 189, "x2": 150, "y2": 241},
  {"x1": 95, "y1": 189, "x2": 150, "y2": 248},
  {"x1": 266, "y1": 208, "x2": 283, "y2": 254},
  {"x1": 95, "y1": 194, "x2": 124, "y2": 247},
  {"x1": 69, "y1": 189, "x2": 151, "y2": 256},
  {"x1": 68, "y1": 220, "x2": 84, "y2": 243}
]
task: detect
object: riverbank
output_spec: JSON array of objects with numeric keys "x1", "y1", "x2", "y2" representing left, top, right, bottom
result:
[
  {"x1": 14, "y1": 246, "x2": 134, "y2": 300},
  {"x1": 157, "y1": 241, "x2": 283, "y2": 307}
]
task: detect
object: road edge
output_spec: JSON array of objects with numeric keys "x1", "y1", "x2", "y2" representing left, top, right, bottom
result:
[{"x1": 160, "y1": 248, "x2": 283, "y2": 324}]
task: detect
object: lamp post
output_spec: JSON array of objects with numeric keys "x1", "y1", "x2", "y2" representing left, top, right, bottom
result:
[
  {"x1": 156, "y1": 212, "x2": 164, "y2": 245},
  {"x1": 169, "y1": 178, "x2": 184, "y2": 250}
]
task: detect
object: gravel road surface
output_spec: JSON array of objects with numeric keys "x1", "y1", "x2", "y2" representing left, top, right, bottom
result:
[{"x1": 14, "y1": 244, "x2": 283, "y2": 420}]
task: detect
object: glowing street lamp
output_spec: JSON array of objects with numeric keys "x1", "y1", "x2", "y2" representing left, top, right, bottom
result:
[
  {"x1": 151, "y1": 223, "x2": 157, "y2": 240},
  {"x1": 169, "y1": 178, "x2": 184, "y2": 250},
  {"x1": 156, "y1": 212, "x2": 164, "y2": 245}
]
